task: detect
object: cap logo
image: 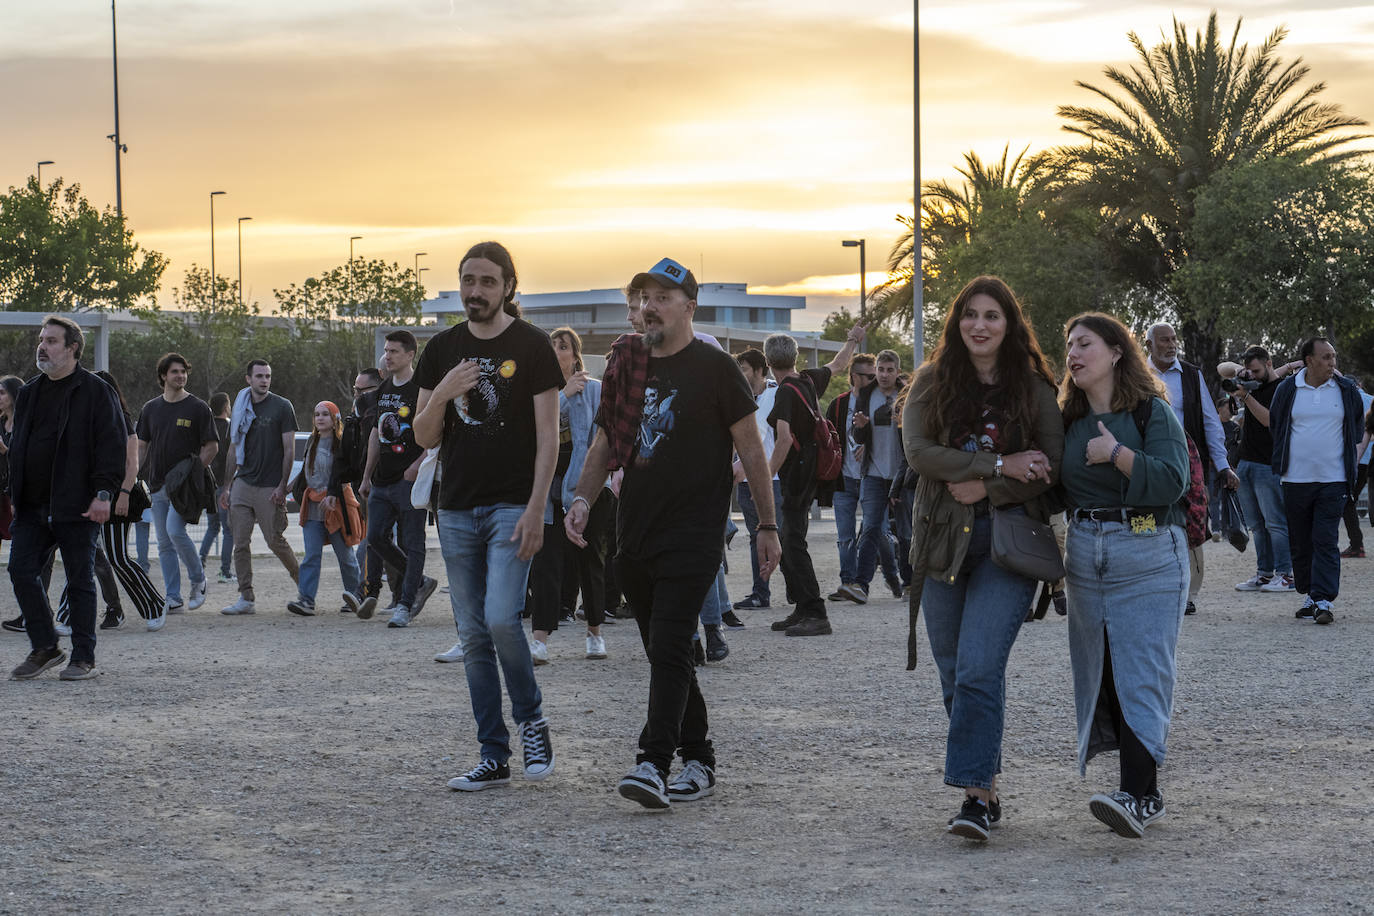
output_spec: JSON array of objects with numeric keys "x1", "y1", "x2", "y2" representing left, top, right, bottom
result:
[{"x1": 661, "y1": 263, "x2": 682, "y2": 279}]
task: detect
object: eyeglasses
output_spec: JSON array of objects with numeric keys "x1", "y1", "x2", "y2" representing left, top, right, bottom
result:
[
  {"x1": 852, "y1": 372, "x2": 876, "y2": 381},
  {"x1": 352, "y1": 385, "x2": 377, "y2": 394}
]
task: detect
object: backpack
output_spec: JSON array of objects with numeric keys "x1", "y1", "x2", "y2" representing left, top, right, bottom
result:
[
  {"x1": 782, "y1": 380, "x2": 843, "y2": 482},
  {"x1": 1132, "y1": 400, "x2": 1210, "y2": 548}
]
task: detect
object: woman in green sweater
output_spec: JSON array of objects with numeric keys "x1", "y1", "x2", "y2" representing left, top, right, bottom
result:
[{"x1": 1059, "y1": 312, "x2": 1189, "y2": 839}]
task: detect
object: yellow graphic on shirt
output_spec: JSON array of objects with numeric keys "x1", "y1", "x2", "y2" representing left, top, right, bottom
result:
[{"x1": 499, "y1": 360, "x2": 516, "y2": 379}]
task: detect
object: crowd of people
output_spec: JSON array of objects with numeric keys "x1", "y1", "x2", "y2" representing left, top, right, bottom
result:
[{"x1": 3, "y1": 245, "x2": 1364, "y2": 843}]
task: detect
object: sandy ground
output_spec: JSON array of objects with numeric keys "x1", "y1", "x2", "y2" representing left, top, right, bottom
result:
[{"x1": 5, "y1": 513, "x2": 1374, "y2": 915}]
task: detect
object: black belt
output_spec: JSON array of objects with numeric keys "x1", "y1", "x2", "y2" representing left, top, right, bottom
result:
[{"x1": 1072, "y1": 507, "x2": 1143, "y2": 523}]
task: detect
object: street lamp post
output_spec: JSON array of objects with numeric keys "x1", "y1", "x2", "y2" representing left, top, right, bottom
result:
[
  {"x1": 237, "y1": 217, "x2": 253, "y2": 306},
  {"x1": 210, "y1": 191, "x2": 226, "y2": 316},
  {"x1": 36, "y1": 161, "x2": 54, "y2": 187},
  {"x1": 415, "y1": 251, "x2": 428, "y2": 295},
  {"x1": 842, "y1": 239, "x2": 866, "y2": 324},
  {"x1": 349, "y1": 236, "x2": 363, "y2": 304},
  {"x1": 111, "y1": 0, "x2": 125, "y2": 218}
]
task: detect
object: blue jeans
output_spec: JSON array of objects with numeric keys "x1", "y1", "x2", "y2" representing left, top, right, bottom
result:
[
  {"x1": 134, "y1": 517, "x2": 151, "y2": 572},
  {"x1": 832, "y1": 475, "x2": 860, "y2": 583},
  {"x1": 199, "y1": 507, "x2": 234, "y2": 577},
  {"x1": 151, "y1": 486, "x2": 205, "y2": 604},
  {"x1": 1236, "y1": 460, "x2": 1291, "y2": 575},
  {"x1": 737, "y1": 479, "x2": 782, "y2": 603},
  {"x1": 921, "y1": 513, "x2": 1037, "y2": 789},
  {"x1": 365, "y1": 480, "x2": 427, "y2": 608},
  {"x1": 856, "y1": 475, "x2": 899, "y2": 587},
  {"x1": 699, "y1": 564, "x2": 727, "y2": 626},
  {"x1": 10, "y1": 513, "x2": 100, "y2": 665},
  {"x1": 299, "y1": 520, "x2": 360, "y2": 603},
  {"x1": 437, "y1": 504, "x2": 543, "y2": 764},
  {"x1": 1282, "y1": 481, "x2": 1346, "y2": 601}
]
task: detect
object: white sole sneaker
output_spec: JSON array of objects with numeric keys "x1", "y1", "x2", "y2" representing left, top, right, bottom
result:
[
  {"x1": 434, "y1": 642, "x2": 465, "y2": 663},
  {"x1": 146, "y1": 614, "x2": 166, "y2": 632}
]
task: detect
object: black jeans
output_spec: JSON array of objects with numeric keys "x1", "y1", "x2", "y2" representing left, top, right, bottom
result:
[
  {"x1": 528, "y1": 506, "x2": 566, "y2": 634},
  {"x1": 618, "y1": 549, "x2": 719, "y2": 773},
  {"x1": 1101, "y1": 635, "x2": 1157, "y2": 798},
  {"x1": 1284, "y1": 481, "x2": 1346, "y2": 601},
  {"x1": 560, "y1": 493, "x2": 611, "y2": 627},
  {"x1": 1342, "y1": 464, "x2": 1369, "y2": 550},
  {"x1": 11, "y1": 511, "x2": 100, "y2": 664},
  {"x1": 779, "y1": 503, "x2": 826, "y2": 619}
]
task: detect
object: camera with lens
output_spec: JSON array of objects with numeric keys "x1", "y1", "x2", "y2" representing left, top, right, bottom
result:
[{"x1": 1220, "y1": 376, "x2": 1260, "y2": 393}]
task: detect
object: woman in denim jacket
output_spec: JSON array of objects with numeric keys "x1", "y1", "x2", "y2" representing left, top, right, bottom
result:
[{"x1": 902, "y1": 276, "x2": 1063, "y2": 842}]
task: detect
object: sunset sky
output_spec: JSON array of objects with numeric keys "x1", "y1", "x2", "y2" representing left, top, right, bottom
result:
[{"x1": 4, "y1": 1, "x2": 1372, "y2": 328}]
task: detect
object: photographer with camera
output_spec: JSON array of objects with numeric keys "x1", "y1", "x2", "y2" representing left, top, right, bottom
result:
[{"x1": 1219, "y1": 347, "x2": 1299, "y2": 593}]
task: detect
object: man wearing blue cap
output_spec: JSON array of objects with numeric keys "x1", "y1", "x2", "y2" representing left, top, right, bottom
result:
[{"x1": 566, "y1": 257, "x2": 780, "y2": 808}]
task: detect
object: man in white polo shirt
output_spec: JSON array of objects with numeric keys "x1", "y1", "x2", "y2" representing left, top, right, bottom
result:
[{"x1": 1267, "y1": 337, "x2": 1364, "y2": 625}]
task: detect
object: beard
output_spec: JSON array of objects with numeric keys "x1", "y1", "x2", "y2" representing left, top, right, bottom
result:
[
  {"x1": 466, "y1": 296, "x2": 501, "y2": 323},
  {"x1": 643, "y1": 328, "x2": 665, "y2": 348}
]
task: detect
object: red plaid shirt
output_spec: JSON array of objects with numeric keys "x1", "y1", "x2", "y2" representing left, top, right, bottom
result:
[{"x1": 599, "y1": 333, "x2": 650, "y2": 471}]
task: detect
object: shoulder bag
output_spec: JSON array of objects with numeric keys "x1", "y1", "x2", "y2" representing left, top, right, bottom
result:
[{"x1": 990, "y1": 507, "x2": 1065, "y2": 582}]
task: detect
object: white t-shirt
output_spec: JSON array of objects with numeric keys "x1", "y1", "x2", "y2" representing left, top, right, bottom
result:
[
  {"x1": 1283, "y1": 370, "x2": 1346, "y2": 484},
  {"x1": 754, "y1": 383, "x2": 780, "y2": 481}
]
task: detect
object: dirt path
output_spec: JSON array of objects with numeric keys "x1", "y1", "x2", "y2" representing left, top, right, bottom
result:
[{"x1": 5, "y1": 519, "x2": 1372, "y2": 914}]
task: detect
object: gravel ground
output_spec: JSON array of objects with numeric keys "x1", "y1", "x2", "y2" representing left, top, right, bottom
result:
[{"x1": 5, "y1": 516, "x2": 1373, "y2": 915}]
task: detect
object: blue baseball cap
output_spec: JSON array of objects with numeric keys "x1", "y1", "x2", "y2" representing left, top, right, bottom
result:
[{"x1": 629, "y1": 257, "x2": 698, "y2": 300}]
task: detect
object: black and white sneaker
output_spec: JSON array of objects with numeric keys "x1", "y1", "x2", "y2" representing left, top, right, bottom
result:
[
  {"x1": 1, "y1": 615, "x2": 25, "y2": 633},
  {"x1": 1139, "y1": 790, "x2": 1166, "y2": 827},
  {"x1": 99, "y1": 607, "x2": 125, "y2": 630},
  {"x1": 947, "y1": 796, "x2": 991, "y2": 841},
  {"x1": 1089, "y1": 790, "x2": 1145, "y2": 838},
  {"x1": 1296, "y1": 597, "x2": 1317, "y2": 619},
  {"x1": 704, "y1": 625, "x2": 729, "y2": 662},
  {"x1": 447, "y1": 758, "x2": 511, "y2": 791},
  {"x1": 519, "y1": 717, "x2": 555, "y2": 781},
  {"x1": 667, "y1": 760, "x2": 715, "y2": 802},
  {"x1": 1313, "y1": 600, "x2": 1335, "y2": 625},
  {"x1": 618, "y1": 761, "x2": 670, "y2": 809}
]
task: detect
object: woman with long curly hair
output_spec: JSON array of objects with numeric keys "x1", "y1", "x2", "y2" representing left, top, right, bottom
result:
[
  {"x1": 288, "y1": 401, "x2": 361, "y2": 616},
  {"x1": 1058, "y1": 312, "x2": 1189, "y2": 839},
  {"x1": 902, "y1": 275, "x2": 1063, "y2": 841}
]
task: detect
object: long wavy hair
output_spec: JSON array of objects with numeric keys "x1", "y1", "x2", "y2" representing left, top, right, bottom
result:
[
  {"x1": 1059, "y1": 312, "x2": 1168, "y2": 425},
  {"x1": 919, "y1": 276, "x2": 1056, "y2": 447},
  {"x1": 305, "y1": 401, "x2": 343, "y2": 476}
]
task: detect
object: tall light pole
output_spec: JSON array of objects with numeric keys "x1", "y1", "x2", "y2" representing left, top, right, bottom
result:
[
  {"x1": 111, "y1": 0, "x2": 125, "y2": 218},
  {"x1": 912, "y1": 0, "x2": 923, "y2": 366},
  {"x1": 237, "y1": 217, "x2": 253, "y2": 306},
  {"x1": 415, "y1": 251, "x2": 427, "y2": 294},
  {"x1": 842, "y1": 239, "x2": 866, "y2": 324},
  {"x1": 36, "y1": 161, "x2": 54, "y2": 187},
  {"x1": 210, "y1": 191, "x2": 226, "y2": 316},
  {"x1": 349, "y1": 236, "x2": 362, "y2": 304}
]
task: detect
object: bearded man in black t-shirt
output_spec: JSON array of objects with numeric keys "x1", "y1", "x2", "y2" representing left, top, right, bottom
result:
[
  {"x1": 564, "y1": 257, "x2": 780, "y2": 809},
  {"x1": 764, "y1": 328, "x2": 866, "y2": 637}
]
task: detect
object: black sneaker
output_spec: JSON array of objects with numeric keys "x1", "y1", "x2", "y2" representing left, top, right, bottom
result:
[
  {"x1": 11, "y1": 646, "x2": 68, "y2": 680},
  {"x1": 704, "y1": 625, "x2": 729, "y2": 661},
  {"x1": 827, "y1": 588, "x2": 848, "y2": 602},
  {"x1": 885, "y1": 575, "x2": 904, "y2": 600},
  {"x1": 1139, "y1": 790, "x2": 1165, "y2": 827},
  {"x1": 99, "y1": 607, "x2": 125, "y2": 630},
  {"x1": 949, "y1": 796, "x2": 1002, "y2": 828},
  {"x1": 947, "y1": 796, "x2": 991, "y2": 841},
  {"x1": 618, "y1": 761, "x2": 670, "y2": 809},
  {"x1": 1314, "y1": 600, "x2": 1335, "y2": 625},
  {"x1": 447, "y1": 758, "x2": 511, "y2": 791},
  {"x1": 1296, "y1": 597, "x2": 1316, "y2": 619},
  {"x1": 667, "y1": 760, "x2": 716, "y2": 802},
  {"x1": 733, "y1": 595, "x2": 768, "y2": 610},
  {"x1": 770, "y1": 611, "x2": 804, "y2": 631},
  {"x1": 518, "y1": 717, "x2": 555, "y2": 781},
  {"x1": 785, "y1": 617, "x2": 832, "y2": 637},
  {"x1": 58, "y1": 660, "x2": 99, "y2": 681},
  {"x1": 1089, "y1": 790, "x2": 1145, "y2": 838},
  {"x1": 412, "y1": 576, "x2": 439, "y2": 617},
  {"x1": 1184, "y1": 601, "x2": 1197, "y2": 616},
  {"x1": 286, "y1": 597, "x2": 316, "y2": 617},
  {"x1": 692, "y1": 637, "x2": 706, "y2": 667},
  {"x1": 721, "y1": 610, "x2": 746, "y2": 630},
  {"x1": 1, "y1": 615, "x2": 25, "y2": 634}
]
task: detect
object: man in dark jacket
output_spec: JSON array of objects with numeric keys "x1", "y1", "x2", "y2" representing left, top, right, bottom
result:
[{"x1": 8, "y1": 317, "x2": 126, "y2": 681}]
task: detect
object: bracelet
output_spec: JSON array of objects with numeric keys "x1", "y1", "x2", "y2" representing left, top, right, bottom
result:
[
  {"x1": 757, "y1": 523, "x2": 779, "y2": 532},
  {"x1": 1110, "y1": 443, "x2": 1124, "y2": 468},
  {"x1": 119, "y1": 487, "x2": 132, "y2": 495},
  {"x1": 570, "y1": 496, "x2": 591, "y2": 513}
]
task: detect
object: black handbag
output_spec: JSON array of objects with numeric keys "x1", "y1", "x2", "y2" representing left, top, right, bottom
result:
[
  {"x1": 124, "y1": 480, "x2": 152, "y2": 519},
  {"x1": 990, "y1": 508, "x2": 1065, "y2": 581},
  {"x1": 1217, "y1": 481, "x2": 1249, "y2": 553}
]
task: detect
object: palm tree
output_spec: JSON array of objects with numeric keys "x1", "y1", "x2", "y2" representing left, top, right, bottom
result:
[{"x1": 1056, "y1": 12, "x2": 1368, "y2": 285}]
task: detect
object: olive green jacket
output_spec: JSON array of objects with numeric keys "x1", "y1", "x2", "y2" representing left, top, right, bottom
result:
[{"x1": 901, "y1": 371, "x2": 1064, "y2": 669}]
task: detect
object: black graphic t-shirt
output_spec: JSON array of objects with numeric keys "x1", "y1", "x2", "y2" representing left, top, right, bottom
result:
[
  {"x1": 612, "y1": 340, "x2": 756, "y2": 558},
  {"x1": 371, "y1": 376, "x2": 422, "y2": 486},
  {"x1": 414, "y1": 318, "x2": 563, "y2": 511},
  {"x1": 136, "y1": 394, "x2": 217, "y2": 492},
  {"x1": 768, "y1": 366, "x2": 831, "y2": 508}
]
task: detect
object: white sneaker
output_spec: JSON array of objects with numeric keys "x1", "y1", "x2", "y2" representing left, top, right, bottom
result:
[
  {"x1": 434, "y1": 641, "x2": 465, "y2": 663},
  {"x1": 1235, "y1": 573, "x2": 1272, "y2": 591},
  {"x1": 220, "y1": 597, "x2": 256, "y2": 616},
  {"x1": 1260, "y1": 574, "x2": 1295, "y2": 592},
  {"x1": 586, "y1": 635, "x2": 607, "y2": 659},
  {"x1": 54, "y1": 620, "x2": 73, "y2": 637},
  {"x1": 146, "y1": 612, "x2": 166, "y2": 632},
  {"x1": 187, "y1": 580, "x2": 208, "y2": 610},
  {"x1": 530, "y1": 638, "x2": 549, "y2": 665},
  {"x1": 166, "y1": 600, "x2": 185, "y2": 615}
]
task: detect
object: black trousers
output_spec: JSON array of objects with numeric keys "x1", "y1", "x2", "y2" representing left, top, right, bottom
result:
[
  {"x1": 779, "y1": 502, "x2": 826, "y2": 619},
  {"x1": 1101, "y1": 635, "x2": 1158, "y2": 798},
  {"x1": 527, "y1": 506, "x2": 566, "y2": 634},
  {"x1": 618, "y1": 549, "x2": 719, "y2": 773},
  {"x1": 12, "y1": 513, "x2": 99, "y2": 665},
  {"x1": 1343, "y1": 463, "x2": 1369, "y2": 550},
  {"x1": 560, "y1": 493, "x2": 611, "y2": 627}
]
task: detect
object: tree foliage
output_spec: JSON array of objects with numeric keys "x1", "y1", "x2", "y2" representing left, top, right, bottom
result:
[{"x1": 0, "y1": 177, "x2": 166, "y2": 310}]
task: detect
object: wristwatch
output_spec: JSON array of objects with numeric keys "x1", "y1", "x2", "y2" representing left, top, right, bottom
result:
[
  {"x1": 95, "y1": 490, "x2": 113, "y2": 502},
  {"x1": 993, "y1": 454, "x2": 1004, "y2": 479}
]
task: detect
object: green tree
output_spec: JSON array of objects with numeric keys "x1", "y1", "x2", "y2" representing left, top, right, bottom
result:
[
  {"x1": 0, "y1": 177, "x2": 166, "y2": 310},
  {"x1": 1054, "y1": 12, "x2": 1370, "y2": 372},
  {"x1": 274, "y1": 258, "x2": 425, "y2": 405},
  {"x1": 1175, "y1": 158, "x2": 1374, "y2": 361}
]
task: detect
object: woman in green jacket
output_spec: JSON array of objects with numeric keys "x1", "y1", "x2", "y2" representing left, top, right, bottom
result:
[{"x1": 902, "y1": 276, "x2": 1064, "y2": 842}]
